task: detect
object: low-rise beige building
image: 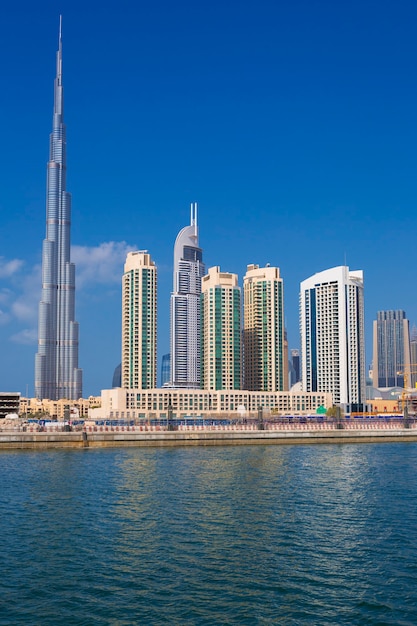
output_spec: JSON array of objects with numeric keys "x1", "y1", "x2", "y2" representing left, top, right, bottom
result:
[
  {"x1": 89, "y1": 388, "x2": 332, "y2": 421},
  {"x1": 20, "y1": 396, "x2": 101, "y2": 420}
]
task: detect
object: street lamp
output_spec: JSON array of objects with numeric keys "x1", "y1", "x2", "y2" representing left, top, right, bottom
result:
[
  {"x1": 257, "y1": 405, "x2": 264, "y2": 430},
  {"x1": 167, "y1": 399, "x2": 174, "y2": 431},
  {"x1": 403, "y1": 397, "x2": 410, "y2": 429},
  {"x1": 331, "y1": 405, "x2": 345, "y2": 429}
]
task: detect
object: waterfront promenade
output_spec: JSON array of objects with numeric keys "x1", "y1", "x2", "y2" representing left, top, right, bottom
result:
[{"x1": 1, "y1": 420, "x2": 417, "y2": 449}]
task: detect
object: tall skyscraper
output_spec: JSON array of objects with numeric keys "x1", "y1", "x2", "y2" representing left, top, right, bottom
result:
[
  {"x1": 122, "y1": 251, "x2": 157, "y2": 390},
  {"x1": 161, "y1": 354, "x2": 170, "y2": 387},
  {"x1": 243, "y1": 264, "x2": 285, "y2": 391},
  {"x1": 372, "y1": 310, "x2": 411, "y2": 388},
  {"x1": 300, "y1": 266, "x2": 365, "y2": 409},
  {"x1": 410, "y1": 325, "x2": 417, "y2": 389},
  {"x1": 283, "y1": 329, "x2": 289, "y2": 392},
  {"x1": 112, "y1": 364, "x2": 121, "y2": 388},
  {"x1": 170, "y1": 203, "x2": 205, "y2": 388},
  {"x1": 35, "y1": 19, "x2": 82, "y2": 401},
  {"x1": 291, "y1": 349, "x2": 300, "y2": 384},
  {"x1": 201, "y1": 266, "x2": 241, "y2": 390}
]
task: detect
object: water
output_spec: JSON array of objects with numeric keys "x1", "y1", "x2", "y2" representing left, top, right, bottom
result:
[{"x1": 1, "y1": 443, "x2": 417, "y2": 625}]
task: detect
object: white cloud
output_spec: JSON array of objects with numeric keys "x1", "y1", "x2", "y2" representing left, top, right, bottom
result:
[
  {"x1": 12, "y1": 300, "x2": 38, "y2": 322},
  {"x1": 10, "y1": 265, "x2": 41, "y2": 323},
  {"x1": 1, "y1": 242, "x2": 136, "y2": 342},
  {"x1": 0, "y1": 310, "x2": 11, "y2": 326},
  {"x1": 72, "y1": 241, "x2": 137, "y2": 288},
  {"x1": 0, "y1": 257, "x2": 24, "y2": 278},
  {"x1": 0, "y1": 288, "x2": 12, "y2": 305},
  {"x1": 10, "y1": 328, "x2": 37, "y2": 345}
]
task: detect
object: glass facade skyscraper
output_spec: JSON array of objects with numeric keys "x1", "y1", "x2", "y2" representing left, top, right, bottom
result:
[
  {"x1": 291, "y1": 349, "x2": 300, "y2": 385},
  {"x1": 170, "y1": 203, "x2": 205, "y2": 388},
  {"x1": 35, "y1": 20, "x2": 82, "y2": 400},
  {"x1": 410, "y1": 326, "x2": 417, "y2": 389},
  {"x1": 161, "y1": 354, "x2": 170, "y2": 387},
  {"x1": 372, "y1": 310, "x2": 411, "y2": 388}
]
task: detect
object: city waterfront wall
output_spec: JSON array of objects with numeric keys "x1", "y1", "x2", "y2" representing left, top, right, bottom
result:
[{"x1": 1, "y1": 423, "x2": 417, "y2": 450}]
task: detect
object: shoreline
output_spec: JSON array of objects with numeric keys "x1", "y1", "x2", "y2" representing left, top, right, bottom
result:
[{"x1": 1, "y1": 426, "x2": 417, "y2": 449}]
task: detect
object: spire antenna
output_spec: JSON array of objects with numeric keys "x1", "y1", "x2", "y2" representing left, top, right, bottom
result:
[
  {"x1": 55, "y1": 15, "x2": 63, "y2": 92},
  {"x1": 190, "y1": 202, "x2": 197, "y2": 226}
]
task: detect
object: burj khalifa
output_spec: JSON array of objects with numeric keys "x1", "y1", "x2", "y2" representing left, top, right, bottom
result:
[{"x1": 35, "y1": 19, "x2": 82, "y2": 400}]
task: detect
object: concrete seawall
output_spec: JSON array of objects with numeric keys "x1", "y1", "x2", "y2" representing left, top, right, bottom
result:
[{"x1": 1, "y1": 427, "x2": 417, "y2": 450}]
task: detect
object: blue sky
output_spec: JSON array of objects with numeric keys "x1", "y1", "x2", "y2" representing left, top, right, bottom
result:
[{"x1": 1, "y1": 0, "x2": 417, "y2": 396}]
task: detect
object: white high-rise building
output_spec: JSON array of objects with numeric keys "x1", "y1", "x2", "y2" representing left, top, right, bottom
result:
[
  {"x1": 201, "y1": 267, "x2": 241, "y2": 391},
  {"x1": 122, "y1": 251, "x2": 157, "y2": 390},
  {"x1": 170, "y1": 203, "x2": 205, "y2": 388},
  {"x1": 243, "y1": 264, "x2": 285, "y2": 391},
  {"x1": 300, "y1": 266, "x2": 365, "y2": 409}
]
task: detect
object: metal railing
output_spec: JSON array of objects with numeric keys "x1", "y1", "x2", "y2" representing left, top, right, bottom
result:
[{"x1": 1, "y1": 415, "x2": 415, "y2": 433}]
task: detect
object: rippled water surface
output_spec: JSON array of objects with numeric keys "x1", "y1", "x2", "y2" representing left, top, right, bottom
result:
[{"x1": 1, "y1": 443, "x2": 417, "y2": 625}]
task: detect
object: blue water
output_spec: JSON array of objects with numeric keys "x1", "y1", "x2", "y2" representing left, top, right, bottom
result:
[{"x1": 1, "y1": 444, "x2": 417, "y2": 625}]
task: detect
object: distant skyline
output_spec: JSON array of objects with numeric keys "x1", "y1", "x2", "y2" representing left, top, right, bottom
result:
[{"x1": 1, "y1": 1, "x2": 417, "y2": 396}]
